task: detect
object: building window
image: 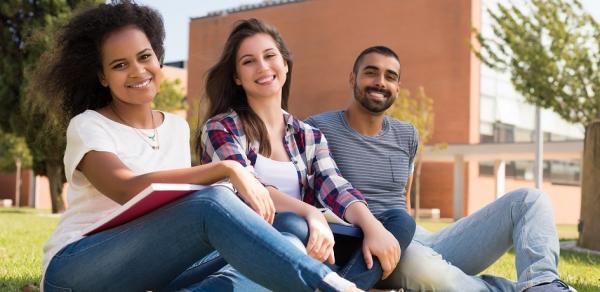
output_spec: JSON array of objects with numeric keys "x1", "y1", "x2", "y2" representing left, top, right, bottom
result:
[{"x1": 478, "y1": 160, "x2": 580, "y2": 186}]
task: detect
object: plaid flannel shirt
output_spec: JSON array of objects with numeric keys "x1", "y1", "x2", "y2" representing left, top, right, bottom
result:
[{"x1": 201, "y1": 109, "x2": 366, "y2": 218}]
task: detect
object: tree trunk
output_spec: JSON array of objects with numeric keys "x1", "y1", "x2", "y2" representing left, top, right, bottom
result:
[
  {"x1": 578, "y1": 121, "x2": 600, "y2": 251},
  {"x1": 15, "y1": 158, "x2": 21, "y2": 207},
  {"x1": 46, "y1": 162, "x2": 66, "y2": 213}
]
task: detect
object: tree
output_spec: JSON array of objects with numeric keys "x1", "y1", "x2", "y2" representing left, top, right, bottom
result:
[
  {"x1": 0, "y1": 130, "x2": 32, "y2": 207},
  {"x1": 153, "y1": 78, "x2": 188, "y2": 112},
  {"x1": 2, "y1": 0, "x2": 100, "y2": 213},
  {"x1": 387, "y1": 87, "x2": 435, "y2": 220},
  {"x1": 472, "y1": 0, "x2": 600, "y2": 250}
]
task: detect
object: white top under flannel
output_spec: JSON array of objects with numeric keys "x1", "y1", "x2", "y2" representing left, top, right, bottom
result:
[{"x1": 200, "y1": 109, "x2": 366, "y2": 218}]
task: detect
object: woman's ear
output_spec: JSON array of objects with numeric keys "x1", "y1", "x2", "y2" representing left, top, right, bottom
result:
[
  {"x1": 234, "y1": 74, "x2": 242, "y2": 85},
  {"x1": 98, "y1": 73, "x2": 108, "y2": 87}
]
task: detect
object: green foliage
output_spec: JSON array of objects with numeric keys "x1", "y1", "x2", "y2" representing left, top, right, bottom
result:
[
  {"x1": 1, "y1": 0, "x2": 102, "y2": 212},
  {"x1": 386, "y1": 86, "x2": 435, "y2": 148},
  {"x1": 473, "y1": 0, "x2": 600, "y2": 125},
  {"x1": 0, "y1": 0, "x2": 77, "y2": 133},
  {"x1": 0, "y1": 131, "x2": 32, "y2": 172},
  {"x1": 152, "y1": 78, "x2": 188, "y2": 112}
]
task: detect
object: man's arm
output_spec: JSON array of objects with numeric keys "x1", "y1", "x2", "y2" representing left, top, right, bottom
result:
[{"x1": 406, "y1": 174, "x2": 413, "y2": 214}]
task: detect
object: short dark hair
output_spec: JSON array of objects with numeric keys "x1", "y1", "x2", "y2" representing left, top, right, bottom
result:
[
  {"x1": 40, "y1": 0, "x2": 165, "y2": 119},
  {"x1": 352, "y1": 46, "x2": 401, "y2": 78}
]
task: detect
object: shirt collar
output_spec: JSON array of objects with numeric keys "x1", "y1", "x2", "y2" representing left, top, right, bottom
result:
[{"x1": 282, "y1": 110, "x2": 300, "y2": 134}]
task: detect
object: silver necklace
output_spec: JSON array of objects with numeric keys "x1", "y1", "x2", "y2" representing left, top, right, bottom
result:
[{"x1": 110, "y1": 104, "x2": 160, "y2": 150}]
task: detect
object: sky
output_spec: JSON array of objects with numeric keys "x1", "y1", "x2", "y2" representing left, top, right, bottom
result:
[
  {"x1": 137, "y1": 0, "x2": 263, "y2": 63},
  {"x1": 137, "y1": 0, "x2": 600, "y2": 63}
]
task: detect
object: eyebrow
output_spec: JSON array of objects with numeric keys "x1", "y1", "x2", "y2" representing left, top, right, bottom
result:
[
  {"x1": 238, "y1": 47, "x2": 276, "y2": 62},
  {"x1": 108, "y1": 48, "x2": 152, "y2": 67},
  {"x1": 362, "y1": 65, "x2": 400, "y2": 78}
]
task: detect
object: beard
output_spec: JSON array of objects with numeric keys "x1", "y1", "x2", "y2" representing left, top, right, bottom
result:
[{"x1": 353, "y1": 84, "x2": 396, "y2": 113}]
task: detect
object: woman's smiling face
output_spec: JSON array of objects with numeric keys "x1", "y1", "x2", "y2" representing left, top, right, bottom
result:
[
  {"x1": 234, "y1": 33, "x2": 288, "y2": 101},
  {"x1": 99, "y1": 25, "x2": 162, "y2": 105}
]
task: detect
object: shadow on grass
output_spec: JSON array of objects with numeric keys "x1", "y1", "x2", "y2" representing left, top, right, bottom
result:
[
  {"x1": 0, "y1": 277, "x2": 40, "y2": 292},
  {"x1": 0, "y1": 209, "x2": 32, "y2": 214},
  {"x1": 0, "y1": 207, "x2": 47, "y2": 215},
  {"x1": 561, "y1": 249, "x2": 600, "y2": 263}
]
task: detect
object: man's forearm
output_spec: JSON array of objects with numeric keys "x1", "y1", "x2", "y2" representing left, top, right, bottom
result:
[{"x1": 344, "y1": 201, "x2": 382, "y2": 232}]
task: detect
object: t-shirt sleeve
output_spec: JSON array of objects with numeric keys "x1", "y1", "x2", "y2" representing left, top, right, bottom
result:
[
  {"x1": 408, "y1": 124, "x2": 420, "y2": 175},
  {"x1": 64, "y1": 116, "x2": 118, "y2": 183},
  {"x1": 304, "y1": 116, "x2": 317, "y2": 128}
]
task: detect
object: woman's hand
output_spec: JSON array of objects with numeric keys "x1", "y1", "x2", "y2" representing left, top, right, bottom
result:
[
  {"x1": 361, "y1": 221, "x2": 400, "y2": 279},
  {"x1": 304, "y1": 208, "x2": 335, "y2": 264},
  {"x1": 225, "y1": 161, "x2": 275, "y2": 224}
]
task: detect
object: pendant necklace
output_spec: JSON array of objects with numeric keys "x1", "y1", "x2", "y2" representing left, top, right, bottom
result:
[{"x1": 110, "y1": 104, "x2": 160, "y2": 150}]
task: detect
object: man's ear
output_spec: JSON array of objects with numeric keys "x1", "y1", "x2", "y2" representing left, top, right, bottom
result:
[
  {"x1": 98, "y1": 72, "x2": 108, "y2": 87},
  {"x1": 349, "y1": 71, "x2": 356, "y2": 87}
]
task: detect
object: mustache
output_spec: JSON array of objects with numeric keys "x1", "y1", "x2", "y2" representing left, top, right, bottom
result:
[{"x1": 365, "y1": 86, "x2": 392, "y2": 98}]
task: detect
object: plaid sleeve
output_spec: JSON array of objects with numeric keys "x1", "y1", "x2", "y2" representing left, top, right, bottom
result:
[
  {"x1": 200, "y1": 119, "x2": 255, "y2": 175},
  {"x1": 310, "y1": 130, "x2": 366, "y2": 219}
]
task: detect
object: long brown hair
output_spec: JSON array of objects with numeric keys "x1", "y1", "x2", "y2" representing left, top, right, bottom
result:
[{"x1": 198, "y1": 18, "x2": 293, "y2": 157}]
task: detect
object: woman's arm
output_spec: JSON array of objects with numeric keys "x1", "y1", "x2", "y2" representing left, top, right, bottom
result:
[
  {"x1": 268, "y1": 187, "x2": 335, "y2": 264},
  {"x1": 79, "y1": 151, "x2": 274, "y2": 223},
  {"x1": 199, "y1": 118, "x2": 276, "y2": 223}
]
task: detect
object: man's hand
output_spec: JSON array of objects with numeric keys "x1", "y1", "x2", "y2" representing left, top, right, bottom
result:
[{"x1": 362, "y1": 221, "x2": 401, "y2": 279}]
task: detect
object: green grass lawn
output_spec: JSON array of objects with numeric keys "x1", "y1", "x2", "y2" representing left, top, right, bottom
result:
[
  {"x1": 0, "y1": 208, "x2": 60, "y2": 291},
  {"x1": 418, "y1": 219, "x2": 600, "y2": 292},
  {"x1": 1, "y1": 209, "x2": 598, "y2": 291}
]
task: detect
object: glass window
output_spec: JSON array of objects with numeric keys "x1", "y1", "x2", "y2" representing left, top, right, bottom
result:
[{"x1": 478, "y1": 159, "x2": 580, "y2": 186}]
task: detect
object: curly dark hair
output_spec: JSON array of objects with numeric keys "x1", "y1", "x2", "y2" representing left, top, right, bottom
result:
[{"x1": 41, "y1": 0, "x2": 165, "y2": 119}]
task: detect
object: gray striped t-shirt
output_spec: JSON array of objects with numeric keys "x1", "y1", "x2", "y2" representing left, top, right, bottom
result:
[{"x1": 306, "y1": 111, "x2": 418, "y2": 215}]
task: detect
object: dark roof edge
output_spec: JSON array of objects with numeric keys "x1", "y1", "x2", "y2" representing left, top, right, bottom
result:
[{"x1": 191, "y1": 0, "x2": 307, "y2": 21}]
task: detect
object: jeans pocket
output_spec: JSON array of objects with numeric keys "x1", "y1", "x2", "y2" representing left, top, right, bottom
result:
[{"x1": 44, "y1": 280, "x2": 72, "y2": 292}]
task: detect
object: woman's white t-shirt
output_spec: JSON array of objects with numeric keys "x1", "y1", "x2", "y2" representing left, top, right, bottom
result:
[
  {"x1": 253, "y1": 154, "x2": 301, "y2": 200},
  {"x1": 42, "y1": 110, "x2": 191, "y2": 273}
]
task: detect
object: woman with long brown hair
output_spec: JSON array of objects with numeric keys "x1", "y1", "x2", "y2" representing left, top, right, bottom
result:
[{"x1": 199, "y1": 18, "x2": 415, "y2": 290}]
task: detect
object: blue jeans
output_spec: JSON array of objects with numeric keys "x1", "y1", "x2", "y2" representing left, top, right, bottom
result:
[
  {"x1": 44, "y1": 186, "x2": 340, "y2": 292},
  {"x1": 164, "y1": 212, "x2": 309, "y2": 291},
  {"x1": 381, "y1": 188, "x2": 560, "y2": 292},
  {"x1": 334, "y1": 208, "x2": 416, "y2": 289},
  {"x1": 186, "y1": 209, "x2": 416, "y2": 290}
]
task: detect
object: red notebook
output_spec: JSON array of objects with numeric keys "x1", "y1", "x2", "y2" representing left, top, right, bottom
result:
[{"x1": 82, "y1": 183, "x2": 220, "y2": 236}]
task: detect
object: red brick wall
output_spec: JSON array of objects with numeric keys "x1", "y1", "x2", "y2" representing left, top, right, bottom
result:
[
  {"x1": 0, "y1": 170, "x2": 32, "y2": 207},
  {"x1": 188, "y1": 0, "x2": 482, "y2": 217}
]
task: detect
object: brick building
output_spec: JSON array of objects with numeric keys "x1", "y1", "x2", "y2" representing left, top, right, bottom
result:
[{"x1": 187, "y1": 0, "x2": 582, "y2": 223}]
